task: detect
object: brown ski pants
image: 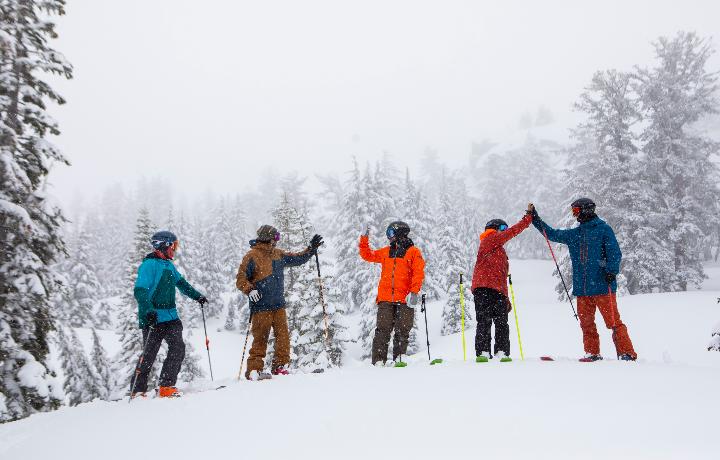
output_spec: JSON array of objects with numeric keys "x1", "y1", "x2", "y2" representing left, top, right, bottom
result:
[
  {"x1": 371, "y1": 302, "x2": 414, "y2": 364},
  {"x1": 245, "y1": 308, "x2": 290, "y2": 378}
]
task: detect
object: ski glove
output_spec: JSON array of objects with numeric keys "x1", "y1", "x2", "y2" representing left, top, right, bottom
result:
[
  {"x1": 249, "y1": 290, "x2": 262, "y2": 302},
  {"x1": 408, "y1": 292, "x2": 419, "y2": 306},
  {"x1": 146, "y1": 311, "x2": 158, "y2": 327},
  {"x1": 197, "y1": 296, "x2": 208, "y2": 307},
  {"x1": 309, "y1": 234, "x2": 324, "y2": 250},
  {"x1": 605, "y1": 272, "x2": 617, "y2": 284}
]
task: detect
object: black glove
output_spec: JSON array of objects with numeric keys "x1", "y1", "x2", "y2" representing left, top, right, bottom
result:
[
  {"x1": 197, "y1": 296, "x2": 208, "y2": 307},
  {"x1": 146, "y1": 311, "x2": 158, "y2": 326},
  {"x1": 309, "y1": 234, "x2": 324, "y2": 250},
  {"x1": 605, "y1": 272, "x2": 616, "y2": 284}
]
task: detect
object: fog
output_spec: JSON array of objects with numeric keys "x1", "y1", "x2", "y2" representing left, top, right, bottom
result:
[{"x1": 47, "y1": 0, "x2": 720, "y2": 206}]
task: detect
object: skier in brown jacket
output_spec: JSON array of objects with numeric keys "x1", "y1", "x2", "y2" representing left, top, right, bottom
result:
[{"x1": 236, "y1": 225, "x2": 323, "y2": 380}]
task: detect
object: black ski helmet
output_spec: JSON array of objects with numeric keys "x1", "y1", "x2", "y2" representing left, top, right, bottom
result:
[
  {"x1": 571, "y1": 197, "x2": 596, "y2": 212},
  {"x1": 485, "y1": 219, "x2": 508, "y2": 231},
  {"x1": 151, "y1": 230, "x2": 177, "y2": 250},
  {"x1": 386, "y1": 221, "x2": 410, "y2": 240}
]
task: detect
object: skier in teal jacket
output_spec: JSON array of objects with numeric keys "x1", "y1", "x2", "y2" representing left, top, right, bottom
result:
[{"x1": 131, "y1": 230, "x2": 207, "y2": 398}]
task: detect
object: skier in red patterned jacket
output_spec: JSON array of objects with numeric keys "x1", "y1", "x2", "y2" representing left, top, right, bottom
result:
[{"x1": 471, "y1": 203, "x2": 534, "y2": 362}]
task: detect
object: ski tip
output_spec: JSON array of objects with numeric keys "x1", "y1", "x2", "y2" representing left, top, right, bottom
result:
[
  {"x1": 394, "y1": 361, "x2": 408, "y2": 368},
  {"x1": 429, "y1": 358, "x2": 444, "y2": 365},
  {"x1": 540, "y1": 356, "x2": 554, "y2": 361}
]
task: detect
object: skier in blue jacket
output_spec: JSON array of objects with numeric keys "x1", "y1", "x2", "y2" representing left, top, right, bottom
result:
[
  {"x1": 531, "y1": 199, "x2": 637, "y2": 361},
  {"x1": 131, "y1": 230, "x2": 207, "y2": 398}
]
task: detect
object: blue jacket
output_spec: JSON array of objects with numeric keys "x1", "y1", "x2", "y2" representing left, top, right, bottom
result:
[
  {"x1": 532, "y1": 216, "x2": 621, "y2": 297},
  {"x1": 236, "y1": 240, "x2": 314, "y2": 312},
  {"x1": 134, "y1": 253, "x2": 203, "y2": 328}
]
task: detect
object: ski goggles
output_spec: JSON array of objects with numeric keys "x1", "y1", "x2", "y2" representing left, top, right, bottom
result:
[
  {"x1": 572, "y1": 207, "x2": 581, "y2": 217},
  {"x1": 273, "y1": 232, "x2": 281, "y2": 242},
  {"x1": 498, "y1": 224, "x2": 508, "y2": 231},
  {"x1": 386, "y1": 227, "x2": 396, "y2": 239}
]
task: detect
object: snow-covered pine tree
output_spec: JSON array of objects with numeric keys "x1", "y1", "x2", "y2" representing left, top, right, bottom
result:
[
  {"x1": 0, "y1": 0, "x2": 72, "y2": 422},
  {"x1": 174, "y1": 211, "x2": 201, "y2": 328},
  {"x1": 438, "y1": 173, "x2": 474, "y2": 336},
  {"x1": 193, "y1": 202, "x2": 226, "y2": 318},
  {"x1": 178, "y1": 337, "x2": 205, "y2": 383},
  {"x1": 57, "y1": 326, "x2": 102, "y2": 406},
  {"x1": 333, "y1": 159, "x2": 377, "y2": 316},
  {"x1": 113, "y1": 208, "x2": 155, "y2": 393},
  {"x1": 635, "y1": 31, "x2": 720, "y2": 291},
  {"x1": 89, "y1": 329, "x2": 113, "y2": 400},
  {"x1": 63, "y1": 225, "x2": 103, "y2": 327},
  {"x1": 565, "y1": 69, "x2": 670, "y2": 294}
]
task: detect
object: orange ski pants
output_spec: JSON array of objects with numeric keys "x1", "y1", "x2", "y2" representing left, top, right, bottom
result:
[{"x1": 577, "y1": 293, "x2": 636, "y2": 359}]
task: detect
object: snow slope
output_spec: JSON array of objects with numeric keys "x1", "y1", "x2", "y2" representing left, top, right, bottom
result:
[{"x1": 1, "y1": 260, "x2": 719, "y2": 459}]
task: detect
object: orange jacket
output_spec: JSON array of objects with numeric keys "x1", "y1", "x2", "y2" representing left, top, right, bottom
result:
[{"x1": 359, "y1": 235, "x2": 425, "y2": 304}]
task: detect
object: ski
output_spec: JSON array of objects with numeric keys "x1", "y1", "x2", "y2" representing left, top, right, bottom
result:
[{"x1": 540, "y1": 356, "x2": 554, "y2": 361}]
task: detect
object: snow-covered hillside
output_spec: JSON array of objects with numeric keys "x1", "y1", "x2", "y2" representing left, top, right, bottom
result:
[{"x1": 1, "y1": 260, "x2": 719, "y2": 459}]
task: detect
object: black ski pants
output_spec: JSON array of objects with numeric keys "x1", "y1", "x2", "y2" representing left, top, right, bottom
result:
[
  {"x1": 372, "y1": 302, "x2": 414, "y2": 364},
  {"x1": 132, "y1": 319, "x2": 185, "y2": 393},
  {"x1": 473, "y1": 287, "x2": 510, "y2": 357}
]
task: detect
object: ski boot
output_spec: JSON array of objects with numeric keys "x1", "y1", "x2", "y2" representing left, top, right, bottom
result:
[
  {"x1": 496, "y1": 351, "x2": 512, "y2": 363},
  {"x1": 618, "y1": 354, "x2": 637, "y2": 361},
  {"x1": 247, "y1": 370, "x2": 273, "y2": 381},
  {"x1": 475, "y1": 352, "x2": 490, "y2": 363},
  {"x1": 579, "y1": 354, "x2": 603, "y2": 362},
  {"x1": 158, "y1": 386, "x2": 182, "y2": 398},
  {"x1": 130, "y1": 392, "x2": 148, "y2": 400},
  {"x1": 272, "y1": 366, "x2": 290, "y2": 376}
]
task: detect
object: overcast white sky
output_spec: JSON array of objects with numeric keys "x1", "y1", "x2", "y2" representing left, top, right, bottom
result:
[{"x1": 47, "y1": 0, "x2": 720, "y2": 206}]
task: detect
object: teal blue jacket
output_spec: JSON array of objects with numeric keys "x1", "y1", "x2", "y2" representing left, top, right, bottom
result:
[
  {"x1": 134, "y1": 253, "x2": 203, "y2": 328},
  {"x1": 532, "y1": 216, "x2": 621, "y2": 297}
]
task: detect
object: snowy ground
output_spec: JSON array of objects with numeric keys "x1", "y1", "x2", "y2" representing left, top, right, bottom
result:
[{"x1": 2, "y1": 260, "x2": 719, "y2": 459}]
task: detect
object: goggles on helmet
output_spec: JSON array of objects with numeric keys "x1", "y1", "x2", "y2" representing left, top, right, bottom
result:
[
  {"x1": 498, "y1": 224, "x2": 508, "y2": 231},
  {"x1": 572, "y1": 207, "x2": 581, "y2": 217},
  {"x1": 274, "y1": 232, "x2": 281, "y2": 242},
  {"x1": 386, "y1": 227, "x2": 396, "y2": 239}
]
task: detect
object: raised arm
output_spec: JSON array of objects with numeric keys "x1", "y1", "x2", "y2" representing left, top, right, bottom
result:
[
  {"x1": 479, "y1": 214, "x2": 532, "y2": 254},
  {"x1": 282, "y1": 248, "x2": 314, "y2": 268},
  {"x1": 359, "y1": 235, "x2": 382, "y2": 263},
  {"x1": 531, "y1": 213, "x2": 574, "y2": 245}
]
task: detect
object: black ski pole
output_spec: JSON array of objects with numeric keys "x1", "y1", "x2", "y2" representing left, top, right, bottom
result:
[
  {"x1": 200, "y1": 304, "x2": 214, "y2": 381},
  {"x1": 542, "y1": 229, "x2": 579, "y2": 321},
  {"x1": 314, "y1": 251, "x2": 330, "y2": 343},
  {"x1": 421, "y1": 294, "x2": 431, "y2": 361},
  {"x1": 129, "y1": 325, "x2": 155, "y2": 403},
  {"x1": 237, "y1": 312, "x2": 253, "y2": 380}
]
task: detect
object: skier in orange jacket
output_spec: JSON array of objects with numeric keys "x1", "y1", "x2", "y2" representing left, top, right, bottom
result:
[{"x1": 359, "y1": 221, "x2": 425, "y2": 366}]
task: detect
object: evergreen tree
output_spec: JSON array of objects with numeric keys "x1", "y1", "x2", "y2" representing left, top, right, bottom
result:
[
  {"x1": 635, "y1": 31, "x2": 720, "y2": 291},
  {"x1": 113, "y1": 208, "x2": 155, "y2": 393},
  {"x1": 565, "y1": 70, "x2": 668, "y2": 294},
  {"x1": 438, "y1": 174, "x2": 474, "y2": 335},
  {"x1": 89, "y1": 329, "x2": 113, "y2": 401},
  {"x1": 57, "y1": 326, "x2": 102, "y2": 406},
  {"x1": 63, "y1": 226, "x2": 103, "y2": 327},
  {"x1": 0, "y1": 0, "x2": 72, "y2": 422},
  {"x1": 178, "y1": 335, "x2": 205, "y2": 383}
]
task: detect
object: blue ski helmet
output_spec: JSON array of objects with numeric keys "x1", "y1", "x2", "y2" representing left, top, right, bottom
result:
[{"x1": 151, "y1": 230, "x2": 178, "y2": 250}]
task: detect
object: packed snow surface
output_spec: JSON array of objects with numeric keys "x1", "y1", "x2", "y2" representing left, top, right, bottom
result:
[{"x1": 1, "y1": 260, "x2": 719, "y2": 459}]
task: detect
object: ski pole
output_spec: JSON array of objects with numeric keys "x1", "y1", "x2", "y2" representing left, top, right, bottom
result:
[
  {"x1": 542, "y1": 229, "x2": 579, "y2": 321},
  {"x1": 314, "y1": 251, "x2": 330, "y2": 343},
  {"x1": 200, "y1": 304, "x2": 214, "y2": 381},
  {"x1": 508, "y1": 273, "x2": 524, "y2": 361},
  {"x1": 129, "y1": 325, "x2": 155, "y2": 403},
  {"x1": 608, "y1": 284, "x2": 619, "y2": 358},
  {"x1": 237, "y1": 312, "x2": 253, "y2": 380},
  {"x1": 460, "y1": 273, "x2": 467, "y2": 361},
  {"x1": 421, "y1": 294, "x2": 431, "y2": 361}
]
